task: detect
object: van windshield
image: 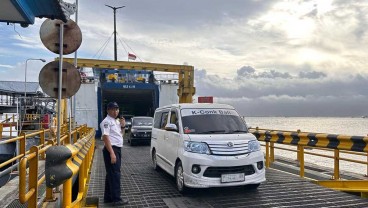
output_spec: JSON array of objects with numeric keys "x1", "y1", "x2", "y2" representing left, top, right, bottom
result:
[
  {"x1": 132, "y1": 118, "x2": 153, "y2": 126},
  {"x1": 180, "y1": 109, "x2": 248, "y2": 134}
]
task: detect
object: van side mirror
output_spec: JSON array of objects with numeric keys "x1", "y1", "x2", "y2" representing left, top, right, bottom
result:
[{"x1": 165, "y1": 123, "x2": 178, "y2": 132}]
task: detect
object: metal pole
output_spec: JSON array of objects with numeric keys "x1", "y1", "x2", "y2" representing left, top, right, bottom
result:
[
  {"x1": 72, "y1": 0, "x2": 79, "y2": 129},
  {"x1": 113, "y1": 8, "x2": 117, "y2": 61},
  {"x1": 57, "y1": 22, "x2": 64, "y2": 146},
  {"x1": 105, "y1": 5, "x2": 125, "y2": 61},
  {"x1": 16, "y1": 97, "x2": 19, "y2": 171},
  {"x1": 24, "y1": 60, "x2": 28, "y2": 98}
]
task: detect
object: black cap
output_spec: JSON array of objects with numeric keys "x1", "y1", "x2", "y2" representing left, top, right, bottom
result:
[{"x1": 107, "y1": 102, "x2": 119, "y2": 109}]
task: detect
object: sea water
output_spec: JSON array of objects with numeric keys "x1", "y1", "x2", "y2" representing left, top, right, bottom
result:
[{"x1": 243, "y1": 117, "x2": 368, "y2": 176}]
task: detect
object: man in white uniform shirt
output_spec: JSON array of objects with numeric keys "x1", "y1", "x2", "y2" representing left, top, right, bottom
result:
[{"x1": 100, "y1": 102, "x2": 128, "y2": 206}]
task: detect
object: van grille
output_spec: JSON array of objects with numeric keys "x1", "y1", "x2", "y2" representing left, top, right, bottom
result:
[
  {"x1": 203, "y1": 165, "x2": 255, "y2": 178},
  {"x1": 207, "y1": 141, "x2": 249, "y2": 156}
]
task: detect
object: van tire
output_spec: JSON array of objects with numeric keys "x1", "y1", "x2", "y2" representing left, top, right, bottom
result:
[
  {"x1": 152, "y1": 150, "x2": 160, "y2": 171},
  {"x1": 175, "y1": 161, "x2": 187, "y2": 193},
  {"x1": 245, "y1": 183, "x2": 260, "y2": 189}
]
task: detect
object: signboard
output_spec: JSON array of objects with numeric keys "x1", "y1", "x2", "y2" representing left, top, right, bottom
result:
[
  {"x1": 198, "y1": 96, "x2": 213, "y2": 103},
  {"x1": 181, "y1": 109, "x2": 238, "y2": 117}
]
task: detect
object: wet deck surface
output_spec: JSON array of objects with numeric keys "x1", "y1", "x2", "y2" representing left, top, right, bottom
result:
[{"x1": 88, "y1": 139, "x2": 368, "y2": 208}]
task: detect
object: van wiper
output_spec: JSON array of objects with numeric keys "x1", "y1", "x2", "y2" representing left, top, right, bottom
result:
[
  {"x1": 197, "y1": 130, "x2": 226, "y2": 134},
  {"x1": 228, "y1": 130, "x2": 248, "y2": 134}
]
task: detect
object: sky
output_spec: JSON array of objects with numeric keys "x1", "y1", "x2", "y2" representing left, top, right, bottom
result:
[{"x1": 1, "y1": 0, "x2": 368, "y2": 117}]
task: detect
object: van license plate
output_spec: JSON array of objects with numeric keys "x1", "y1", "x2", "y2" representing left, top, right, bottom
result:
[{"x1": 221, "y1": 173, "x2": 245, "y2": 183}]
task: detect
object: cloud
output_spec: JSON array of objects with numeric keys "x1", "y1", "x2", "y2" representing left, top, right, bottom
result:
[
  {"x1": 236, "y1": 66, "x2": 292, "y2": 79},
  {"x1": 298, "y1": 71, "x2": 326, "y2": 79},
  {"x1": 220, "y1": 94, "x2": 368, "y2": 117},
  {"x1": 194, "y1": 68, "x2": 368, "y2": 116},
  {"x1": 237, "y1": 66, "x2": 256, "y2": 77},
  {"x1": 236, "y1": 65, "x2": 328, "y2": 79},
  {"x1": 1, "y1": 0, "x2": 368, "y2": 117},
  {"x1": 0, "y1": 64, "x2": 14, "y2": 68}
]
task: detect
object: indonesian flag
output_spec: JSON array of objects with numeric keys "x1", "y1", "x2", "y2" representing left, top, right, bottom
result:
[{"x1": 128, "y1": 52, "x2": 137, "y2": 60}]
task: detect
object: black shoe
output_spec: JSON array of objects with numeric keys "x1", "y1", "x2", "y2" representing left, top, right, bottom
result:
[{"x1": 113, "y1": 199, "x2": 129, "y2": 206}]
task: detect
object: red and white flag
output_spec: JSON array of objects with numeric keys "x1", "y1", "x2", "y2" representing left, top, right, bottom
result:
[{"x1": 128, "y1": 53, "x2": 137, "y2": 60}]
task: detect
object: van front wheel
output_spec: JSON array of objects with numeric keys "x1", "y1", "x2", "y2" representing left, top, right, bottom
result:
[
  {"x1": 245, "y1": 183, "x2": 260, "y2": 190},
  {"x1": 152, "y1": 150, "x2": 160, "y2": 171},
  {"x1": 175, "y1": 161, "x2": 187, "y2": 193}
]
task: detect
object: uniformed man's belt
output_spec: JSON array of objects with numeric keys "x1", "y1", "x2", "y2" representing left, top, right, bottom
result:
[{"x1": 112, "y1": 145, "x2": 122, "y2": 148}]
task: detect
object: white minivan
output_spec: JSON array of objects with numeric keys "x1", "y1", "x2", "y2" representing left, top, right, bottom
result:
[{"x1": 150, "y1": 103, "x2": 265, "y2": 193}]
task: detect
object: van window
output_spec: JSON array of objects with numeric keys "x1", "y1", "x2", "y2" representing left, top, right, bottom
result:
[
  {"x1": 170, "y1": 111, "x2": 179, "y2": 128},
  {"x1": 132, "y1": 117, "x2": 153, "y2": 126},
  {"x1": 153, "y1": 112, "x2": 162, "y2": 129},
  {"x1": 153, "y1": 111, "x2": 168, "y2": 129},
  {"x1": 180, "y1": 109, "x2": 247, "y2": 134},
  {"x1": 160, "y1": 112, "x2": 169, "y2": 129}
]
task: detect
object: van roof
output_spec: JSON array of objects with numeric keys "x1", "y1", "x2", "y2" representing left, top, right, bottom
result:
[{"x1": 156, "y1": 103, "x2": 235, "y2": 111}]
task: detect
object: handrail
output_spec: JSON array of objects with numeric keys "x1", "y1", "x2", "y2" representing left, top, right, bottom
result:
[
  {"x1": 0, "y1": 129, "x2": 51, "y2": 171},
  {"x1": 0, "y1": 114, "x2": 16, "y2": 139},
  {"x1": 66, "y1": 129, "x2": 95, "y2": 207},
  {"x1": 1, "y1": 121, "x2": 78, "y2": 176},
  {"x1": 18, "y1": 125, "x2": 90, "y2": 208},
  {"x1": 44, "y1": 125, "x2": 95, "y2": 208},
  {"x1": 249, "y1": 127, "x2": 368, "y2": 197},
  {"x1": 19, "y1": 144, "x2": 50, "y2": 204}
]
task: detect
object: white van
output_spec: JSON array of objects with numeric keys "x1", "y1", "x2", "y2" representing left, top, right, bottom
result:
[{"x1": 150, "y1": 103, "x2": 265, "y2": 193}]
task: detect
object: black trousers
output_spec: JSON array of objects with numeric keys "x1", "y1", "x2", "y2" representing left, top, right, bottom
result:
[{"x1": 103, "y1": 146, "x2": 122, "y2": 203}]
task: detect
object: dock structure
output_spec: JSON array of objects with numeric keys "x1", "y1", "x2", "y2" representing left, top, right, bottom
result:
[
  {"x1": 86, "y1": 139, "x2": 368, "y2": 208},
  {"x1": 1, "y1": 137, "x2": 368, "y2": 207}
]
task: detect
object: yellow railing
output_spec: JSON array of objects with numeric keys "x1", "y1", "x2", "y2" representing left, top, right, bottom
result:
[
  {"x1": 0, "y1": 114, "x2": 17, "y2": 139},
  {"x1": 249, "y1": 127, "x2": 368, "y2": 197},
  {"x1": 0, "y1": 123, "x2": 72, "y2": 173},
  {"x1": 19, "y1": 144, "x2": 52, "y2": 206},
  {"x1": 18, "y1": 125, "x2": 94, "y2": 208},
  {"x1": 0, "y1": 129, "x2": 51, "y2": 170},
  {"x1": 24, "y1": 114, "x2": 41, "y2": 121},
  {"x1": 60, "y1": 128, "x2": 95, "y2": 208}
]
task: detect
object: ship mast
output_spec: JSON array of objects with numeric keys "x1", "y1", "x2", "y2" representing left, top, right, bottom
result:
[{"x1": 105, "y1": 5, "x2": 125, "y2": 61}]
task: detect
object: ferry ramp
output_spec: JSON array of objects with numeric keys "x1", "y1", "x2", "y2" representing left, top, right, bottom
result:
[{"x1": 88, "y1": 139, "x2": 368, "y2": 208}]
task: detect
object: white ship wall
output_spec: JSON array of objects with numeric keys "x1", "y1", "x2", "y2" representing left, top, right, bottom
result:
[
  {"x1": 75, "y1": 83, "x2": 98, "y2": 129},
  {"x1": 159, "y1": 83, "x2": 178, "y2": 107}
]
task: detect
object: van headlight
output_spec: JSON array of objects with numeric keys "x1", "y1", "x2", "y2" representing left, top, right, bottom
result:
[
  {"x1": 248, "y1": 140, "x2": 261, "y2": 152},
  {"x1": 184, "y1": 141, "x2": 210, "y2": 154}
]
